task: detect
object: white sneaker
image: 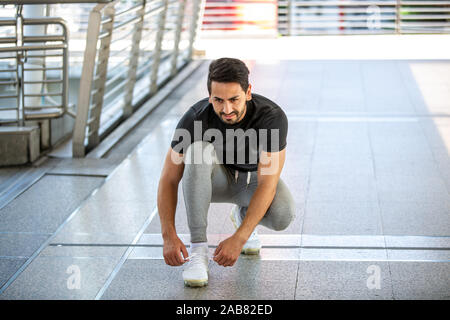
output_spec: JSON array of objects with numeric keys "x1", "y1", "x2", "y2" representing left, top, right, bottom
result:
[
  {"x1": 182, "y1": 245, "x2": 209, "y2": 287},
  {"x1": 230, "y1": 205, "x2": 261, "y2": 255}
]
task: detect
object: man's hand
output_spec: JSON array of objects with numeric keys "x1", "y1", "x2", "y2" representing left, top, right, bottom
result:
[
  {"x1": 213, "y1": 234, "x2": 246, "y2": 267},
  {"x1": 163, "y1": 236, "x2": 189, "y2": 266}
]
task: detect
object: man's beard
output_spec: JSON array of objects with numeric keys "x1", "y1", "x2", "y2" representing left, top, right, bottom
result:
[{"x1": 218, "y1": 104, "x2": 246, "y2": 125}]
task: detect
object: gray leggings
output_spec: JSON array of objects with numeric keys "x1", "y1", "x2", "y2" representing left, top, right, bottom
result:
[{"x1": 182, "y1": 141, "x2": 296, "y2": 243}]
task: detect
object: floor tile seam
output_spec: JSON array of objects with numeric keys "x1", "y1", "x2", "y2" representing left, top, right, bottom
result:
[
  {"x1": 293, "y1": 259, "x2": 301, "y2": 299},
  {"x1": 126, "y1": 257, "x2": 450, "y2": 263},
  {"x1": 93, "y1": 206, "x2": 158, "y2": 300},
  {"x1": 285, "y1": 113, "x2": 450, "y2": 118},
  {"x1": 364, "y1": 97, "x2": 389, "y2": 254},
  {"x1": 388, "y1": 79, "x2": 430, "y2": 300},
  {"x1": 0, "y1": 173, "x2": 110, "y2": 295},
  {"x1": 131, "y1": 233, "x2": 450, "y2": 252},
  {"x1": 45, "y1": 243, "x2": 450, "y2": 251},
  {"x1": 299, "y1": 246, "x2": 391, "y2": 261},
  {"x1": 22, "y1": 256, "x2": 119, "y2": 260},
  {"x1": 288, "y1": 117, "x2": 420, "y2": 123},
  {"x1": 0, "y1": 171, "x2": 27, "y2": 198},
  {"x1": 142, "y1": 233, "x2": 450, "y2": 238},
  {"x1": 303, "y1": 199, "x2": 448, "y2": 204},
  {"x1": 0, "y1": 168, "x2": 48, "y2": 211},
  {"x1": 384, "y1": 186, "x2": 398, "y2": 298},
  {"x1": 0, "y1": 167, "x2": 45, "y2": 197},
  {"x1": 300, "y1": 102, "x2": 319, "y2": 239},
  {"x1": 309, "y1": 173, "x2": 446, "y2": 183},
  {"x1": 45, "y1": 172, "x2": 109, "y2": 178},
  {"x1": 0, "y1": 232, "x2": 52, "y2": 235}
]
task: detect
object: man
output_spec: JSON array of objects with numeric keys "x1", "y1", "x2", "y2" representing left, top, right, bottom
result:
[{"x1": 157, "y1": 58, "x2": 295, "y2": 287}]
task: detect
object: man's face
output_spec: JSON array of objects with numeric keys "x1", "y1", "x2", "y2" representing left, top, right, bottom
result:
[{"x1": 209, "y1": 81, "x2": 252, "y2": 125}]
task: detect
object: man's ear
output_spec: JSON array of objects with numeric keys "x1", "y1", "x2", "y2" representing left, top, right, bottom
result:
[{"x1": 246, "y1": 84, "x2": 252, "y2": 101}]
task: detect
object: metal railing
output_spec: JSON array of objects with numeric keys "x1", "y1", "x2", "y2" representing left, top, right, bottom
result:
[
  {"x1": 278, "y1": 0, "x2": 450, "y2": 35},
  {"x1": 0, "y1": 7, "x2": 69, "y2": 125},
  {"x1": 196, "y1": 0, "x2": 450, "y2": 36},
  {"x1": 201, "y1": 0, "x2": 277, "y2": 33},
  {"x1": 72, "y1": 0, "x2": 204, "y2": 157}
]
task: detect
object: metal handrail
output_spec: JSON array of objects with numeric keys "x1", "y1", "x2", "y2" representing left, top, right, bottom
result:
[
  {"x1": 1, "y1": 1, "x2": 112, "y2": 3},
  {"x1": 0, "y1": 13, "x2": 69, "y2": 125},
  {"x1": 279, "y1": 0, "x2": 450, "y2": 35},
  {"x1": 72, "y1": 0, "x2": 205, "y2": 157},
  {"x1": 196, "y1": 0, "x2": 450, "y2": 35},
  {"x1": 200, "y1": 0, "x2": 277, "y2": 36}
]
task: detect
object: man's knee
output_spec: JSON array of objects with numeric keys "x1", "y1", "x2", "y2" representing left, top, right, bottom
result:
[
  {"x1": 265, "y1": 183, "x2": 296, "y2": 231},
  {"x1": 184, "y1": 141, "x2": 217, "y2": 165},
  {"x1": 270, "y1": 202, "x2": 296, "y2": 231}
]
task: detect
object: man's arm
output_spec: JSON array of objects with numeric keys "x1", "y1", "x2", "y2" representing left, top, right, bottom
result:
[
  {"x1": 158, "y1": 147, "x2": 188, "y2": 266},
  {"x1": 213, "y1": 148, "x2": 286, "y2": 267},
  {"x1": 234, "y1": 148, "x2": 286, "y2": 241}
]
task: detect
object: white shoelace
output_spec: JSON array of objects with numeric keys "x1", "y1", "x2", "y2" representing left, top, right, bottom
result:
[{"x1": 184, "y1": 251, "x2": 213, "y2": 262}]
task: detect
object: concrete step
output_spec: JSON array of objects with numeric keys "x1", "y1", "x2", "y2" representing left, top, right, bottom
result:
[{"x1": 0, "y1": 126, "x2": 40, "y2": 166}]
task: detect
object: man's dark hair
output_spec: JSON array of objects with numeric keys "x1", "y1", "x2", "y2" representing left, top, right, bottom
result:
[{"x1": 207, "y1": 58, "x2": 250, "y2": 95}]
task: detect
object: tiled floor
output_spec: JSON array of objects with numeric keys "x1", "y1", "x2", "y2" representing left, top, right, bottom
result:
[{"x1": 1, "y1": 59, "x2": 449, "y2": 299}]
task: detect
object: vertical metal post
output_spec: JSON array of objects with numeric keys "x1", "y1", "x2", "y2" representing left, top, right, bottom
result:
[
  {"x1": 20, "y1": 47, "x2": 25, "y2": 128},
  {"x1": 287, "y1": 0, "x2": 292, "y2": 36},
  {"x1": 14, "y1": 58, "x2": 20, "y2": 126},
  {"x1": 395, "y1": 0, "x2": 401, "y2": 34},
  {"x1": 87, "y1": 5, "x2": 115, "y2": 151},
  {"x1": 150, "y1": 0, "x2": 169, "y2": 94},
  {"x1": 72, "y1": 3, "x2": 106, "y2": 157},
  {"x1": 16, "y1": 6, "x2": 24, "y2": 126},
  {"x1": 170, "y1": 0, "x2": 186, "y2": 76},
  {"x1": 123, "y1": 1, "x2": 146, "y2": 117},
  {"x1": 62, "y1": 25, "x2": 69, "y2": 117},
  {"x1": 22, "y1": 5, "x2": 45, "y2": 118},
  {"x1": 187, "y1": 0, "x2": 205, "y2": 60}
]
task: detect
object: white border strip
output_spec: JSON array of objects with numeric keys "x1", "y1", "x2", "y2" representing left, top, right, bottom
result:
[{"x1": 125, "y1": 234, "x2": 450, "y2": 262}]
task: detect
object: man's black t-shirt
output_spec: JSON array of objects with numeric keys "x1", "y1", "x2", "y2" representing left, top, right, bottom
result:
[{"x1": 170, "y1": 93, "x2": 288, "y2": 172}]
